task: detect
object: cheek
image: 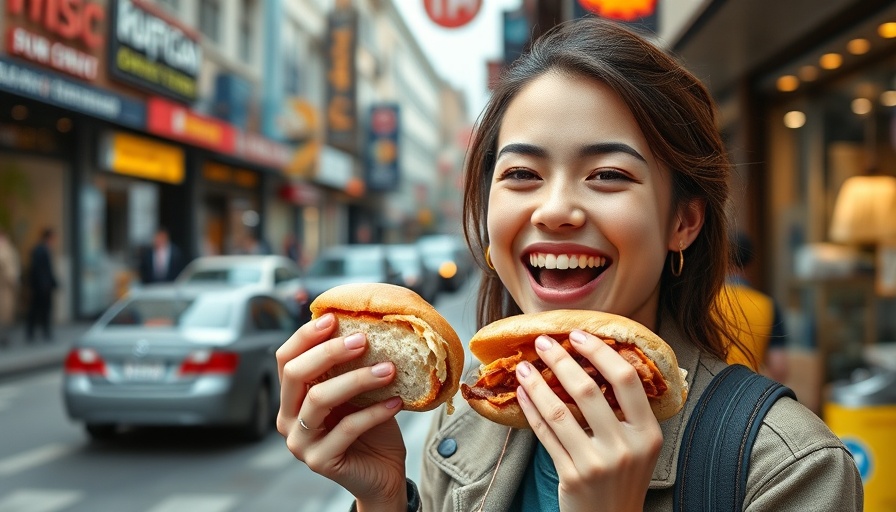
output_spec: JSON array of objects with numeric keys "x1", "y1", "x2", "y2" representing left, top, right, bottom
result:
[{"x1": 486, "y1": 193, "x2": 524, "y2": 267}]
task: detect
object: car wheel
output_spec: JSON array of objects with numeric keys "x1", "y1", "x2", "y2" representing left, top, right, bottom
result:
[
  {"x1": 85, "y1": 423, "x2": 117, "y2": 441},
  {"x1": 240, "y1": 383, "x2": 271, "y2": 442}
]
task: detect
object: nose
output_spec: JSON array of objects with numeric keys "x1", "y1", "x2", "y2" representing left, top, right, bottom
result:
[{"x1": 531, "y1": 183, "x2": 586, "y2": 231}]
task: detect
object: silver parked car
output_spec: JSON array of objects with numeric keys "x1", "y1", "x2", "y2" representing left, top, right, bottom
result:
[
  {"x1": 176, "y1": 255, "x2": 309, "y2": 321},
  {"x1": 302, "y1": 244, "x2": 403, "y2": 308},
  {"x1": 416, "y1": 234, "x2": 475, "y2": 292},
  {"x1": 62, "y1": 285, "x2": 294, "y2": 442},
  {"x1": 386, "y1": 243, "x2": 441, "y2": 304}
]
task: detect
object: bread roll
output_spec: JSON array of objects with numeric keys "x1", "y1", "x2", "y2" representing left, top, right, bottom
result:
[{"x1": 310, "y1": 283, "x2": 464, "y2": 412}]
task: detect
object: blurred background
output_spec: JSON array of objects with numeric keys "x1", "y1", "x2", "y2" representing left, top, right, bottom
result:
[{"x1": 1, "y1": 0, "x2": 896, "y2": 510}]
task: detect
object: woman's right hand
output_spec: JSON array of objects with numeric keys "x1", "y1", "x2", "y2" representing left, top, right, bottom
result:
[{"x1": 276, "y1": 313, "x2": 409, "y2": 511}]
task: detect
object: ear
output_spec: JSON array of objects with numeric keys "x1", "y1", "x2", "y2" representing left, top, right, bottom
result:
[{"x1": 668, "y1": 198, "x2": 705, "y2": 251}]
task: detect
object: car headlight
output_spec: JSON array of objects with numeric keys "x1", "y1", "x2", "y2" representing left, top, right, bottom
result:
[{"x1": 438, "y1": 261, "x2": 457, "y2": 279}]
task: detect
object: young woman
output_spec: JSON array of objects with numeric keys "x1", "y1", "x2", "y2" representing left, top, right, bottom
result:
[{"x1": 276, "y1": 18, "x2": 862, "y2": 511}]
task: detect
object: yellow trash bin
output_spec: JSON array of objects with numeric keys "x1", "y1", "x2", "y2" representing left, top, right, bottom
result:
[{"x1": 824, "y1": 369, "x2": 896, "y2": 512}]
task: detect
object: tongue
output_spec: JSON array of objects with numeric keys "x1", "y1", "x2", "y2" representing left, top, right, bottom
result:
[{"x1": 539, "y1": 268, "x2": 597, "y2": 290}]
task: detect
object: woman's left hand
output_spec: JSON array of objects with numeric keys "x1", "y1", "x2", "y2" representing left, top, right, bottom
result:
[{"x1": 515, "y1": 329, "x2": 663, "y2": 512}]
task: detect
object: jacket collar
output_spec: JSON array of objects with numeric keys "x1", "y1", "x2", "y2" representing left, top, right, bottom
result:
[{"x1": 649, "y1": 314, "x2": 704, "y2": 488}]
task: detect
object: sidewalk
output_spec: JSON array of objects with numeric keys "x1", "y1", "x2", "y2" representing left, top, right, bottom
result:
[{"x1": 0, "y1": 321, "x2": 94, "y2": 380}]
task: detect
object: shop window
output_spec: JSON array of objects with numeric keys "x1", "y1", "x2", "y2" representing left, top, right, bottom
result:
[{"x1": 199, "y1": 0, "x2": 221, "y2": 43}]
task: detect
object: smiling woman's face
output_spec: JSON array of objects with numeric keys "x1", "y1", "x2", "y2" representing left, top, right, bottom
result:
[{"x1": 487, "y1": 72, "x2": 685, "y2": 330}]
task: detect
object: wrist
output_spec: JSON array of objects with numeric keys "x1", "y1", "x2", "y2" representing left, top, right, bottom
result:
[{"x1": 352, "y1": 479, "x2": 419, "y2": 512}]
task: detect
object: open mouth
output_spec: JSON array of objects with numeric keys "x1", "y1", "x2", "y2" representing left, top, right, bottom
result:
[{"x1": 527, "y1": 252, "x2": 609, "y2": 290}]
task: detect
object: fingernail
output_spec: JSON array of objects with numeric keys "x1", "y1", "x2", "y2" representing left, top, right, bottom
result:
[
  {"x1": 371, "y1": 362, "x2": 392, "y2": 377},
  {"x1": 315, "y1": 314, "x2": 334, "y2": 330},
  {"x1": 516, "y1": 361, "x2": 532, "y2": 378},
  {"x1": 570, "y1": 330, "x2": 587, "y2": 344},
  {"x1": 517, "y1": 386, "x2": 530, "y2": 405},
  {"x1": 344, "y1": 333, "x2": 365, "y2": 350},
  {"x1": 535, "y1": 335, "x2": 552, "y2": 351},
  {"x1": 385, "y1": 397, "x2": 402, "y2": 409}
]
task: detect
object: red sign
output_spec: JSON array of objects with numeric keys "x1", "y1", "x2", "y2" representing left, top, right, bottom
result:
[
  {"x1": 147, "y1": 97, "x2": 236, "y2": 153},
  {"x1": 147, "y1": 97, "x2": 293, "y2": 170},
  {"x1": 5, "y1": 0, "x2": 105, "y2": 81},
  {"x1": 424, "y1": 0, "x2": 482, "y2": 29},
  {"x1": 6, "y1": 0, "x2": 105, "y2": 48}
]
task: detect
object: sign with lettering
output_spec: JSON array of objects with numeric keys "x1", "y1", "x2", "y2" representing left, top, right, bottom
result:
[
  {"x1": 5, "y1": 0, "x2": 106, "y2": 81},
  {"x1": 424, "y1": 0, "x2": 482, "y2": 29},
  {"x1": 365, "y1": 104, "x2": 400, "y2": 192},
  {"x1": 0, "y1": 56, "x2": 145, "y2": 127},
  {"x1": 324, "y1": 4, "x2": 358, "y2": 153},
  {"x1": 108, "y1": 0, "x2": 202, "y2": 102}
]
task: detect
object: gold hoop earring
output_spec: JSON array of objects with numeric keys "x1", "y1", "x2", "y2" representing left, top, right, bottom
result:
[
  {"x1": 670, "y1": 241, "x2": 684, "y2": 277},
  {"x1": 485, "y1": 245, "x2": 495, "y2": 270}
]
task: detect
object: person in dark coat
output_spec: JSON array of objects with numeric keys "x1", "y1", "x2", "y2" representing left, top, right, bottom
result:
[
  {"x1": 139, "y1": 228, "x2": 186, "y2": 284},
  {"x1": 26, "y1": 228, "x2": 58, "y2": 342}
]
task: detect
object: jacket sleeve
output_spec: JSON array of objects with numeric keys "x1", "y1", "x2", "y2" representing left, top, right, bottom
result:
[{"x1": 744, "y1": 399, "x2": 864, "y2": 511}]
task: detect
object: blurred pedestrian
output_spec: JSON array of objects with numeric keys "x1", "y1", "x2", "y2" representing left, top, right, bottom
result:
[
  {"x1": 0, "y1": 228, "x2": 20, "y2": 347},
  {"x1": 26, "y1": 228, "x2": 57, "y2": 342},
  {"x1": 139, "y1": 228, "x2": 186, "y2": 284},
  {"x1": 283, "y1": 233, "x2": 302, "y2": 266},
  {"x1": 242, "y1": 230, "x2": 272, "y2": 255},
  {"x1": 720, "y1": 231, "x2": 789, "y2": 382}
]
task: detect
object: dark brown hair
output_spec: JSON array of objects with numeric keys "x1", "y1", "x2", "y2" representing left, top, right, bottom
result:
[{"x1": 462, "y1": 18, "x2": 732, "y2": 359}]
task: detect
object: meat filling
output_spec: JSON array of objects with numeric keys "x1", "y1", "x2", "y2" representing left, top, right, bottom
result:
[{"x1": 461, "y1": 338, "x2": 667, "y2": 413}]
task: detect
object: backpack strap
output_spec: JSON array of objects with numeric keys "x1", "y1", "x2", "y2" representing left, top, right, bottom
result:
[{"x1": 673, "y1": 364, "x2": 796, "y2": 511}]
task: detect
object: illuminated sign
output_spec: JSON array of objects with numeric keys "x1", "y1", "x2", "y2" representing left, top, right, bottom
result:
[
  {"x1": 5, "y1": 0, "x2": 105, "y2": 81},
  {"x1": 108, "y1": 0, "x2": 201, "y2": 102},
  {"x1": 365, "y1": 104, "x2": 400, "y2": 192},
  {"x1": 575, "y1": 0, "x2": 658, "y2": 33},
  {"x1": 324, "y1": 3, "x2": 358, "y2": 153},
  {"x1": 101, "y1": 131, "x2": 184, "y2": 184}
]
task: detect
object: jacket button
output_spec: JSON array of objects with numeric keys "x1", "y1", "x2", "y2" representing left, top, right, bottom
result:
[{"x1": 437, "y1": 438, "x2": 457, "y2": 458}]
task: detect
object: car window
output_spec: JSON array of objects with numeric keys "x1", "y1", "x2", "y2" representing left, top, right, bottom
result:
[
  {"x1": 274, "y1": 267, "x2": 299, "y2": 284},
  {"x1": 105, "y1": 296, "x2": 233, "y2": 329},
  {"x1": 185, "y1": 267, "x2": 263, "y2": 285},
  {"x1": 249, "y1": 297, "x2": 293, "y2": 331},
  {"x1": 307, "y1": 251, "x2": 383, "y2": 277},
  {"x1": 388, "y1": 249, "x2": 420, "y2": 268}
]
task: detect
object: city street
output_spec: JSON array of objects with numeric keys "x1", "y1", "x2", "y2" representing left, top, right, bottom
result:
[{"x1": 0, "y1": 278, "x2": 481, "y2": 512}]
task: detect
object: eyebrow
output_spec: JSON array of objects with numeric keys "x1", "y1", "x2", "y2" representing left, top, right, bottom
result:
[{"x1": 496, "y1": 142, "x2": 647, "y2": 163}]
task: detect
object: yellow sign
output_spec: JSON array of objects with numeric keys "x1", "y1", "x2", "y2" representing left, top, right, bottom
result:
[{"x1": 108, "y1": 132, "x2": 184, "y2": 184}]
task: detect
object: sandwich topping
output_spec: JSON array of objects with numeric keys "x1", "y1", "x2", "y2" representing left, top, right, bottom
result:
[
  {"x1": 528, "y1": 252, "x2": 608, "y2": 290},
  {"x1": 461, "y1": 337, "x2": 667, "y2": 414}
]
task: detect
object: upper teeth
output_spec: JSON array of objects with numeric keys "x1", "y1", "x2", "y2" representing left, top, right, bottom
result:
[{"x1": 529, "y1": 253, "x2": 606, "y2": 270}]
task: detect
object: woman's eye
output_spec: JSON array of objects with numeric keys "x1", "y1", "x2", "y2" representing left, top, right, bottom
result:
[
  {"x1": 590, "y1": 169, "x2": 631, "y2": 181},
  {"x1": 499, "y1": 168, "x2": 539, "y2": 181}
]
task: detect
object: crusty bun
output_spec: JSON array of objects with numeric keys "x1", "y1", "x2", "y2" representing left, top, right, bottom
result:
[
  {"x1": 310, "y1": 283, "x2": 464, "y2": 413},
  {"x1": 462, "y1": 310, "x2": 688, "y2": 428}
]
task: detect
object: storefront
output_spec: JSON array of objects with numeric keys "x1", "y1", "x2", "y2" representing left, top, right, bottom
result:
[
  {"x1": 758, "y1": 6, "x2": 896, "y2": 387},
  {"x1": 674, "y1": 0, "x2": 896, "y2": 411}
]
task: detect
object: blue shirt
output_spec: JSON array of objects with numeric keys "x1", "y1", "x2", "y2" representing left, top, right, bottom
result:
[{"x1": 511, "y1": 441, "x2": 560, "y2": 511}]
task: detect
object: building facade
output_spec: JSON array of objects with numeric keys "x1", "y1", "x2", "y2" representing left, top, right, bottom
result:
[{"x1": 0, "y1": 0, "x2": 463, "y2": 320}]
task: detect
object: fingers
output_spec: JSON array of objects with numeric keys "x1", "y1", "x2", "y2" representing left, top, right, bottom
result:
[
  {"x1": 517, "y1": 336, "x2": 594, "y2": 444},
  {"x1": 278, "y1": 329, "x2": 368, "y2": 421},
  {"x1": 297, "y1": 361, "x2": 398, "y2": 430},
  {"x1": 567, "y1": 330, "x2": 656, "y2": 428},
  {"x1": 304, "y1": 397, "x2": 405, "y2": 472},
  {"x1": 277, "y1": 313, "x2": 337, "y2": 382}
]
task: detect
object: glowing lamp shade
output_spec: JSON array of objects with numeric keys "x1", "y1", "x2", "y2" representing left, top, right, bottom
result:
[{"x1": 829, "y1": 176, "x2": 896, "y2": 244}]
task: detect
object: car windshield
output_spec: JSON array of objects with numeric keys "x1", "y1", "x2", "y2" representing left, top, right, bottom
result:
[
  {"x1": 307, "y1": 252, "x2": 380, "y2": 277},
  {"x1": 106, "y1": 296, "x2": 234, "y2": 329},
  {"x1": 388, "y1": 250, "x2": 418, "y2": 267},
  {"x1": 184, "y1": 266, "x2": 263, "y2": 285}
]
